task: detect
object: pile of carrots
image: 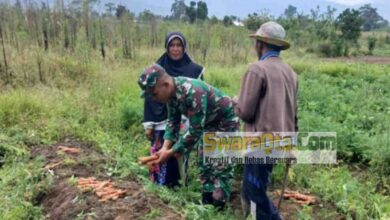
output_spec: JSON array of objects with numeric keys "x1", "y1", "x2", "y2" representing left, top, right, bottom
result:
[
  {"x1": 280, "y1": 190, "x2": 317, "y2": 205},
  {"x1": 77, "y1": 177, "x2": 127, "y2": 202}
]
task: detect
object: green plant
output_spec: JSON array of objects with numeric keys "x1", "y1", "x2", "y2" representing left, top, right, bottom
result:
[
  {"x1": 0, "y1": 158, "x2": 52, "y2": 220},
  {"x1": 336, "y1": 9, "x2": 364, "y2": 44},
  {"x1": 142, "y1": 208, "x2": 161, "y2": 219}
]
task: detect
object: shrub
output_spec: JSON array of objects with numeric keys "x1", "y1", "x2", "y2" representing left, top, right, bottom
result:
[
  {"x1": 385, "y1": 35, "x2": 390, "y2": 44},
  {"x1": 318, "y1": 39, "x2": 345, "y2": 57},
  {"x1": 0, "y1": 159, "x2": 52, "y2": 220},
  {"x1": 367, "y1": 36, "x2": 377, "y2": 55},
  {"x1": 333, "y1": 38, "x2": 345, "y2": 57},
  {"x1": 0, "y1": 91, "x2": 48, "y2": 128},
  {"x1": 318, "y1": 43, "x2": 333, "y2": 57}
]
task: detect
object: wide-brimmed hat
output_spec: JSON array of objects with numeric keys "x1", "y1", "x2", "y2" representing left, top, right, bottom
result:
[{"x1": 249, "y1": 21, "x2": 290, "y2": 50}]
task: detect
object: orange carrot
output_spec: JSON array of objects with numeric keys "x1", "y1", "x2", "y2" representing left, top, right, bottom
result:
[
  {"x1": 96, "y1": 189, "x2": 117, "y2": 197},
  {"x1": 138, "y1": 155, "x2": 159, "y2": 165},
  {"x1": 58, "y1": 146, "x2": 81, "y2": 154},
  {"x1": 44, "y1": 161, "x2": 64, "y2": 169},
  {"x1": 95, "y1": 181, "x2": 110, "y2": 191}
]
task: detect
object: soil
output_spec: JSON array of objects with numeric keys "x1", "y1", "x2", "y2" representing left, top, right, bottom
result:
[
  {"x1": 30, "y1": 138, "x2": 344, "y2": 220},
  {"x1": 323, "y1": 55, "x2": 390, "y2": 64},
  {"x1": 229, "y1": 179, "x2": 345, "y2": 220},
  {"x1": 30, "y1": 138, "x2": 183, "y2": 220}
]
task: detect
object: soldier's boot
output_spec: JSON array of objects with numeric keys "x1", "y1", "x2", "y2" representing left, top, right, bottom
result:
[
  {"x1": 202, "y1": 192, "x2": 213, "y2": 205},
  {"x1": 202, "y1": 192, "x2": 226, "y2": 211},
  {"x1": 213, "y1": 199, "x2": 226, "y2": 211}
]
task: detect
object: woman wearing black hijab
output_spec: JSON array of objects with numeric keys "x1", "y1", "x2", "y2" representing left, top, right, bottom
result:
[{"x1": 143, "y1": 32, "x2": 204, "y2": 187}]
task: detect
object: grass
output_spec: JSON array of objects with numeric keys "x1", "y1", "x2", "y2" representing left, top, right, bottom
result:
[
  {"x1": 1, "y1": 44, "x2": 390, "y2": 219},
  {"x1": 0, "y1": 157, "x2": 52, "y2": 220},
  {"x1": 292, "y1": 165, "x2": 390, "y2": 219}
]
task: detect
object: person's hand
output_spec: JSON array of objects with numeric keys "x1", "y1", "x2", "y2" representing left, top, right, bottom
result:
[
  {"x1": 232, "y1": 96, "x2": 238, "y2": 105},
  {"x1": 145, "y1": 128, "x2": 154, "y2": 141},
  {"x1": 153, "y1": 148, "x2": 175, "y2": 165}
]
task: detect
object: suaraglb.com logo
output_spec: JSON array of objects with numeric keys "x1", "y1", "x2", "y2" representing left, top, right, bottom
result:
[{"x1": 203, "y1": 132, "x2": 337, "y2": 165}]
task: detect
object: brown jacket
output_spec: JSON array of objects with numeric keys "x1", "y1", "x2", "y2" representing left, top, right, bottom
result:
[{"x1": 234, "y1": 57, "x2": 298, "y2": 132}]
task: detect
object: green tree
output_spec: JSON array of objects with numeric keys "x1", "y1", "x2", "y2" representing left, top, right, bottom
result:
[
  {"x1": 79, "y1": 0, "x2": 99, "y2": 47},
  {"x1": 139, "y1": 9, "x2": 156, "y2": 22},
  {"x1": 115, "y1": 5, "x2": 129, "y2": 18},
  {"x1": 325, "y1": 5, "x2": 337, "y2": 21},
  {"x1": 284, "y1": 5, "x2": 297, "y2": 19},
  {"x1": 223, "y1": 16, "x2": 233, "y2": 26},
  {"x1": 186, "y1": 1, "x2": 197, "y2": 23},
  {"x1": 196, "y1": 1, "x2": 208, "y2": 20},
  {"x1": 359, "y1": 4, "x2": 389, "y2": 31},
  {"x1": 210, "y1": 15, "x2": 219, "y2": 24},
  {"x1": 171, "y1": 0, "x2": 187, "y2": 20},
  {"x1": 244, "y1": 12, "x2": 270, "y2": 31},
  {"x1": 336, "y1": 9, "x2": 363, "y2": 44},
  {"x1": 139, "y1": 10, "x2": 158, "y2": 47},
  {"x1": 15, "y1": 0, "x2": 22, "y2": 9},
  {"x1": 105, "y1": 2, "x2": 116, "y2": 16}
]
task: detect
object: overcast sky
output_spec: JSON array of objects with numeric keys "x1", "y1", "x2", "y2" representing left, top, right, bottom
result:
[{"x1": 97, "y1": 0, "x2": 390, "y2": 21}]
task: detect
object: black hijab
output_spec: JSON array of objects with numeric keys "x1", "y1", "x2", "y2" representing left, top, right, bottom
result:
[
  {"x1": 156, "y1": 32, "x2": 203, "y2": 78},
  {"x1": 144, "y1": 32, "x2": 204, "y2": 124}
]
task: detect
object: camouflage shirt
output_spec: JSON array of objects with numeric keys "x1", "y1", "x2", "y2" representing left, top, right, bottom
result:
[{"x1": 164, "y1": 77, "x2": 238, "y2": 154}]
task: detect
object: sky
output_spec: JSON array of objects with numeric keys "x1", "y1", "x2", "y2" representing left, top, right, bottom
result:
[{"x1": 97, "y1": 0, "x2": 390, "y2": 21}]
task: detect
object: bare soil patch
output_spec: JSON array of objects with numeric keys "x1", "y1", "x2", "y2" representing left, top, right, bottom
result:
[
  {"x1": 31, "y1": 139, "x2": 182, "y2": 220},
  {"x1": 323, "y1": 55, "x2": 390, "y2": 64}
]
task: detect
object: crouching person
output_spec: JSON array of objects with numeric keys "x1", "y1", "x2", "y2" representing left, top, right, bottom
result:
[{"x1": 138, "y1": 64, "x2": 239, "y2": 209}]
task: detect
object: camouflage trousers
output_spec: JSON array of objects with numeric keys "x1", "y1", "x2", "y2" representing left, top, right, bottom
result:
[{"x1": 196, "y1": 117, "x2": 239, "y2": 203}]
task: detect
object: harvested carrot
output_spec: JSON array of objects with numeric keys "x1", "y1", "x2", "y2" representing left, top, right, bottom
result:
[
  {"x1": 96, "y1": 189, "x2": 117, "y2": 197},
  {"x1": 78, "y1": 183, "x2": 97, "y2": 187},
  {"x1": 78, "y1": 177, "x2": 96, "y2": 181},
  {"x1": 80, "y1": 177, "x2": 96, "y2": 180},
  {"x1": 278, "y1": 190, "x2": 317, "y2": 205},
  {"x1": 95, "y1": 181, "x2": 110, "y2": 191},
  {"x1": 58, "y1": 146, "x2": 81, "y2": 154},
  {"x1": 101, "y1": 186, "x2": 115, "y2": 191},
  {"x1": 78, "y1": 178, "x2": 96, "y2": 183},
  {"x1": 138, "y1": 155, "x2": 159, "y2": 165},
  {"x1": 44, "y1": 161, "x2": 64, "y2": 170},
  {"x1": 100, "y1": 190, "x2": 126, "y2": 202},
  {"x1": 78, "y1": 178, "x2": 96, "y2": 184},
  {"x1": 99, "y1": 197, "x2": 110, "y2": 202},
  {"x1": 289, "y1": 193, "x2": 314, "y2": 201}
]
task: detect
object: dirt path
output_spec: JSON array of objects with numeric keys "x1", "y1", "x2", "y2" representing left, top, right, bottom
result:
[
  {"x1": 31, "y1": 139, "x2": 182, "y2": 220},
  {"x1": 323, "y1": 55, "x2": 390, "y2": 64}
]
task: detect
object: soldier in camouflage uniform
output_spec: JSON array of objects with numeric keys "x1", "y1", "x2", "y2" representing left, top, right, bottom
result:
[{"x1": 138, "y1": 64, "x2": 239, "y2": 209}]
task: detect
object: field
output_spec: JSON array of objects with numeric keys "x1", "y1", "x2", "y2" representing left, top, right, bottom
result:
[{"x1": 1, "y1": 2, "x2": 390, "y2": 220}]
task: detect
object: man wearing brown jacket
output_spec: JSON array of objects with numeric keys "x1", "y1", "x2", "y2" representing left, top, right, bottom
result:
[{"x1": 234, "y1": 21, "x2": 298, "y2": 220}]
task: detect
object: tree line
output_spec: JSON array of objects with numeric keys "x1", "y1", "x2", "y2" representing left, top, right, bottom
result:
[{"x1": 0, "y1": 0, "x2": 389, "y2": 85}]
